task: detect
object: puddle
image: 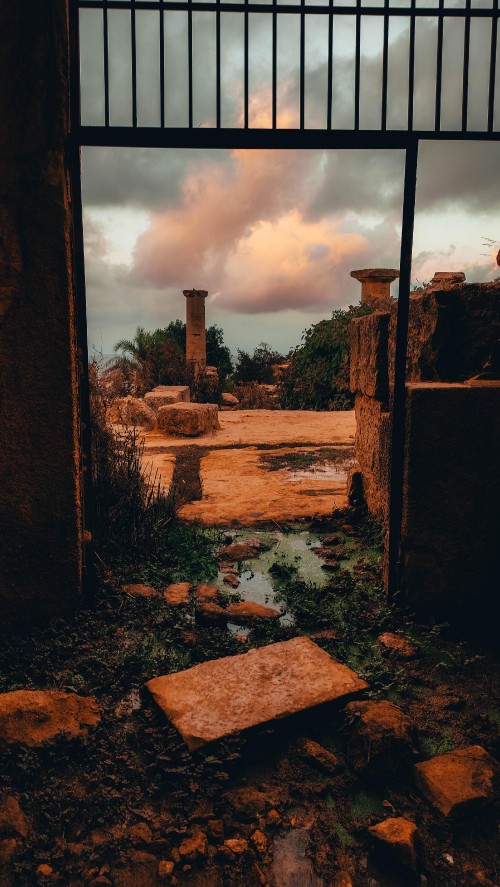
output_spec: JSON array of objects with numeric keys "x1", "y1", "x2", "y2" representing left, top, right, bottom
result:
[
  {"x1": 288, "y1": 456, "x2": 356, "y2": 483},
  {"x1": 218, "y1": 529, "x2": 329, "y2": 633},
  {"x1": 272, "y1": 829, "x2": 324, "y2": 887}
]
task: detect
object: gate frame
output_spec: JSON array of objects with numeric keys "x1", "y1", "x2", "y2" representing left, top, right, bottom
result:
[{"x1": 68, "y1": 0, "x2": 500, "y2": 599}]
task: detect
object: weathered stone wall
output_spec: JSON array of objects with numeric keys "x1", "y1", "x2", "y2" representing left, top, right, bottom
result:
[
  {"x1": 349, "y1": 280, "x2": 500, "y2": 620},
  {"x1": 401, "y1": 382, "x2": 500, "y2": 621},
  {"x1": 0, "y1": 2, "x2": 82, "y2": 621}
]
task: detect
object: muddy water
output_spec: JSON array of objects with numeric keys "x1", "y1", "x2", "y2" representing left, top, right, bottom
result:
[
  {"x1": 217, "y1": 529, "x2": 328, "y2": 632},
  {"x1": 287, "y1": 455, "x2": 356, "y2": 483}
]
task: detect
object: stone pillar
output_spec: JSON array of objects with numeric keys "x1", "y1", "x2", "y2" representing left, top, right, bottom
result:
[
  {"x1": 183, "y1": 289, "x2": 208, "y2": 372},
  {"x1": 351, "y1": 269, "x2": 399, "y2": 309},
  {"x1": 0, "y1": 1, "x2": 82, "y2": 621}
]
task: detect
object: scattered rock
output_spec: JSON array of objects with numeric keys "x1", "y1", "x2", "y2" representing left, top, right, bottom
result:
[
  {"x1": 378, "y1": 632, "x2": 418, "y2": 659},
  {"x1": 266, "y1": 809, "x2": 282, "y2": 828},
  {"x1": 194, "y1": 584, "x2": 218, "y2": 601},
  {"x1": 146, "y1": 637, "x2": 367, "y2": 750},
  {"x1": 125, "y1": 822, "x2": 153, "y2": 845},
  {"x1": 36, "y1": 864, "x2": 54, "y2": 881},
  {"x1": 158, "y1": 860, "x2": 175, "y2": 879},
  {"x1": 0, "y1": 795, "x2": 29, "y2": 838},
  {"x1": 157, "y1": 402, "x2": 219, "y2": 437},
  {"x1": 414, "y1": 745, "x2": 498, "y2": 816},
  {"x1": 297, "y1": 737, "x2": 341, "y2": 774},
  {"x1": 163, "y1": 582, "x2": 191, "y2": 606},
  {"x1": 195, "y1": 600, "x2": 228, "y2": 625},
  {"x1": 345, "y1": 700, "x2": 415, "y2": 771},
  {"x1": 108, "y1": 396, "x2": 156, "y2": 430},
  {"x1": 207, "y1": 819, "x2": 224, "y2": 841},
  {"x1": 218, "y1": 539, "x2": 264, "y2": 561},
  {"x1": 121, "y1": 583, "x2": 158, "y2": 598},
  {"x1": 310, "y1": 629, "x2": 338, "y2": 641},
  {"x1": 224, "y1": 838, "x2": 248, "y2": 855},
  {"x1": 145, "y1": 385, "x2": 190, "y2": 412},
  {"x1": 0, "y1": 838, "x2": 19, "y2": 863},
  {"x1": 332, "y1": 874, "x2": 353, "y2": 887},
  {"x1": 222, "y1": 570, "x2": 241, "y2": 589},
  {"x1": 225, "y1": 787, "x2": 277, "y2": 820},
  {"x1": 221, "y1": 393, "x2": 239, "y2": 407},
  {"x1": 225, "y1": 601, "x2": 281, "y2": 621},
  {"x1": 178, "y1": 832, "x2": 208, "y2": 861},
  {"x1": 369, "y1": 817, "x2": 418, "y2": 870},
  {"x1": 0, "y1": 690, "x2": 101, "y2": 748},
  {"x1": 251, "y1": 829, "x2": 268, "y2": 856}
]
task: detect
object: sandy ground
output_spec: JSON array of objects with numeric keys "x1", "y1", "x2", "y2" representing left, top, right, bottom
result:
[
  {"x1": 179, "y1": 446, "x2": 350, "y2": 525},
  {"x1": 142, "y1": 409, "x2": 356, "y2": 450},
  {"x1": 140, "y1": 411, "x2": 356, "y2": 524}
]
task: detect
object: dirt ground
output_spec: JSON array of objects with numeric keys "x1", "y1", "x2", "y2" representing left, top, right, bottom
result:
[{"x1": 0, "y1": 505, "x2": 499, "y2": 887}]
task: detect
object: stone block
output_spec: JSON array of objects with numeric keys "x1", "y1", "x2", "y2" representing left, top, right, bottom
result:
[
  {"x1": 349, "y1": 311, "x2": 390, "y2": 403},
  {"x1": 146, "y1": 636, "x2": 368, "y2": 750},
  {"x1": 157, "y1": 402, "x2": 219, "y2": 437},
  {"x1": 144, "y1": 385, "x2": 190, "y2": 412},
  {"x1": 400, "y1": 382, "x2": 500, "y2": 621},
  {"x1": 108, "y1": 396, "x2": 156, "y2": 429},
  {"x1": 354, "y1": 396, "x2": 391, "y2": 524},
  {"x1": 414, "y1": 745, "x2": 498, "y2": 816},
  {"x1": 0, "y1": 691, "x2": 101, "y2": 748}
]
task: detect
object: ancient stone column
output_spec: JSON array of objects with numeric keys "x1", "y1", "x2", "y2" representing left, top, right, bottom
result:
[
  {"x1": 350, "y1": 269, "x2": 400, "y2": 309},
  {"x1": 183, "y1": 289, "x2": 208, "y2": 372}
]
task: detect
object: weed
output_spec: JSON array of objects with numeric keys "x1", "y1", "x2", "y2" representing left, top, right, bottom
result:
[
  {"x1": 333, "y1": 822, "x2": 357, "y2": 847},
  {"x1": 350, "y1": 790, "x2": 383, "y2": 821}
]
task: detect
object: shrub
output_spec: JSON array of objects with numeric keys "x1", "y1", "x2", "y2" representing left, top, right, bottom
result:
[
  {"x1": 278, "y1": 305, "x2": 372, "y2": 411},
  {"x1": 233, "y1": 342, "x2": 283, "y2": 384},
  {"x1": 234, "y1": 381, "x2": 280, "y2": 409},
  {"x1": 89, "y1": 360, "x2": 176, "y2": 566}
]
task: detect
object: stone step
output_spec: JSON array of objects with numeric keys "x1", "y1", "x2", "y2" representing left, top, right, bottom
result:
[{"x1": 146, "y1": 636, "x2": 367, "y2": 751}]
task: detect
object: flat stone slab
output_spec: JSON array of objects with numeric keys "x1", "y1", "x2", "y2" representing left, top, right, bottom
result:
[
  {"x1": 157, "y1": 402, "x2": 219, "y2": 437},
  {"x1": 145, "y1": 636, "x2": 367, "y2": 750},
  {"x1": 0, "y1": 691, "x2": 101, "y2": 748},
  {"x1": 414, "y1": 745, "x2": 498, "y2": 816},
  {"x1": 144, "y1": 386, "x2": 190, "y2": 412}
]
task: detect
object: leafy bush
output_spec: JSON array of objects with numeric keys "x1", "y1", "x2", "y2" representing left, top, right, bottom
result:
[
  {"x1": 278, "y1": 305, "x2": 372, "y2": 411},
  {"x1": 233, "y1": 342, "x2": 283, "y2": 384},
  {"x1": 110, "y1": 322, "x2": 233, "y2": 397},
  {"x1": 233, "y1": 381, "x2": 280, "y2": 409}
]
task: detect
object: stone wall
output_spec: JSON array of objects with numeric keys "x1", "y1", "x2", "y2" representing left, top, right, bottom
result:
[
  {"x1": 0, "y1": 2, "x2": 82, "y2": 622},
  {"x1": 349, "y1": 279, "x2": 500, "y2": 621}
]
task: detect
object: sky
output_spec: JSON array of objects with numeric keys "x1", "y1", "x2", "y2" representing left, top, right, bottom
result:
[{"x1": 80, "y1": 7, "x2": 500, "y2": 357}]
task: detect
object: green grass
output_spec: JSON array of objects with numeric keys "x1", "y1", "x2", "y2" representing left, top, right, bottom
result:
[{"x1": 350, "y1": 790, "x2": 384, "y2": 821}]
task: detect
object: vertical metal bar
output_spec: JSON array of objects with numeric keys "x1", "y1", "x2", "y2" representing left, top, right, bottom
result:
[
  {"x1": 435, "y1": 0, "x2": 444, "y2": 131},
  {"x1": 462, "y1": 0, "x2": 471, "y2": 131},
  {"x1": 103, "y1": 0, "x2": 110, "y2": 126},
  {"x1": 216, "y1": 6, "x2": 221, "y2": 128},
  {"x1": 68, "y1": 0, "x2": 96, "y2": 597},
  {"x1": 488, "y1": 0, "x2": 498, "y2": 132},
  {"x1": 327, "y1": 0, "x2": 333, "y2": 130},
  {"x1": 300, "y1": 0, "x2": 306, "y2": 130},
  {"x1": 387, "y1": 138, "x2": 419, "y2": 603},
  {"x1": 354, "y1": 0, "x2": 361, "y2": 130},
  {"x1": 160, "y1": 2, "x2": 165, "y2": 127},
  {"x1": 244, "y1": 0, "x2": 249, "y2": 128},
  {"x1": 131, "y1": 0, "x2": 137, "y2": 127},
  {"x1": 188, "y1": 0, "x2": 193, "y2": 127},
  {"x1": 408, "y1": 0, "x2": 416, "y2": 130},
  {"x1": 381, "y1": 0, "x2": 389, "y2": 130},
  {"x1": 272, "y1": 1, "x2": 277, "y2": 129}
]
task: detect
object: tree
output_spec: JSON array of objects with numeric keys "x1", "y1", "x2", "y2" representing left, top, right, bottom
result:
[
  {"x1": 233, "y1": 342, "x2": 283, "y2": 384},
  {"x1": 278, "y1": 305, "x2": 372, "y2": 411}
]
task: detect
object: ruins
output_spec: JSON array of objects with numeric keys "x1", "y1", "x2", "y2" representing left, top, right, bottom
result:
[
  {"x1": 183, "y1": 288, "x2": 208, "y2": 373},
  {"x1": 349, "y1": 270, "x2": 500, "y2": 623}
]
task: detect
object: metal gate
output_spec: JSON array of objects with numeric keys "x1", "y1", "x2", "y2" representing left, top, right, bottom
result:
[{"x1": 68, "y1": 0, "x2": 500, "y2": 596}]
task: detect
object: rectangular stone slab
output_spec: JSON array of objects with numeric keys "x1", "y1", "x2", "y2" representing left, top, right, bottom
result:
[{"x1": 146, "y1": 636, "x2": 368, "y2": 750}]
